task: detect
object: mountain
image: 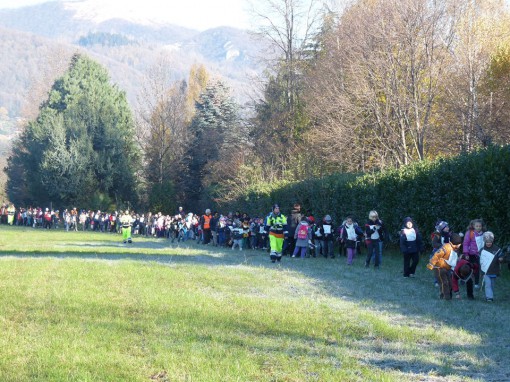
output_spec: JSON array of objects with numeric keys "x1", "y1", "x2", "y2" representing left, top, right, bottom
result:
[
  {"x1": 0, "y1": 1, "x2": 198, "y2": 43},
  {"x1": 0, "y1": 1, "x2": 267, "y2": 120}
]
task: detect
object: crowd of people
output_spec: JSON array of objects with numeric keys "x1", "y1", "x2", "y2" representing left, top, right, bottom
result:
[
  {"x1": 2, "y1": 202, "x2": 508, "y2": 302},
  {"x1": 426, "y1": 219, "x2": 509, "y2": 302},
  {"x1": 0, "y1": 203, "x2": 386, "y2": 263}
]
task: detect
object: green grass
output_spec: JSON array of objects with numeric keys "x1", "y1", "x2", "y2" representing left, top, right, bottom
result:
[{"x1": 0, "y1": 226, "x2": 508, "y2": 381}]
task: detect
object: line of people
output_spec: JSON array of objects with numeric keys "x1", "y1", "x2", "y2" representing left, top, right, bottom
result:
[
  {"x1": 399, "y1": 216, "x2": 510, "y2": 302},
  {"x1": 4, "y1": 201, "x2": 509, "y2": 303},
  {"x1": 1, "y1": 202, "x2": 387, "y2": 265}
]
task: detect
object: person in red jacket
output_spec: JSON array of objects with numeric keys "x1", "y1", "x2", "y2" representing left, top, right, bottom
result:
[{"x1": 452, "y1": 259, "x2": 477, "y2": 300}]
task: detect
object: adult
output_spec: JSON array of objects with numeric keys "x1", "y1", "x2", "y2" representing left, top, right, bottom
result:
[
  {"x1": 265, "y1": 204, "x2": 288, "y2": 263},
  {"x1": 200, "y1": 209, "x2": 213, "y2": 244},
  {"x1": 210, "y1": 212, "x2": 219, "y2": 246},
  {"x1": 120, "y1": 210, "x2": 133, "y2": 244},
  {"x1": 1, "y1": 203, "x2": 7, "y2": 224},
  {"x1": 286, "y1": 203, "x2": 302, "y2": 256},
  {"x1": 7, "y1": 203, "x2": 15, "y2": 225},
  {"x1": 43, "y1": 208, "x2": 52, "y2": 229}
]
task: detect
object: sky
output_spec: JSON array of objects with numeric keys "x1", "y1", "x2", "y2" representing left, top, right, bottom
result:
[{"x1": 0, "y1": 0, "x2": 252, "y2": 30}]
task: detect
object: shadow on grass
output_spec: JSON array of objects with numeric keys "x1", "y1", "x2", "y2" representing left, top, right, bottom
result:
[{"x1": 0, "y1": 242, "x2": 266, "y2": 266}]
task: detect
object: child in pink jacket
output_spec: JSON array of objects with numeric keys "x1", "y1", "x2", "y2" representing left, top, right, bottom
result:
[{"x1": 462, "y1": 219, "x2": 486, "y2": 289}]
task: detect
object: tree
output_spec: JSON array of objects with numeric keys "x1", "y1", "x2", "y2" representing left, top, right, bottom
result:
[
  {"x1": 249, "y1": 0, "x2": 321, "y2": 157},
  {"x1": 5, "y1": 53, "x2": 140, "y2": 208},
  {"x1": 185, "y1": 64, "x2": 209, "y2": 123},
  {"x1": 304, "y1": 0, "x2": 459, "y2": 170},
  {"x1": 180, "y1": 79, "x2": 246, "y2": 209},
  {"x1": 136, "y1": 62, "x2": 209, "y2": 211},
  {"x1": 480, "y1": 44, "x2": 510, "y2": 145},
  {"x1": 440, "y1": 0, "x2": 509, "y2": 151}
]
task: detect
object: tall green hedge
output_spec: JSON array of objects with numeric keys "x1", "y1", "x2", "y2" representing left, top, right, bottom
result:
[{"x1": 221, "y1": 145, "x2": 510, "y2": 245}]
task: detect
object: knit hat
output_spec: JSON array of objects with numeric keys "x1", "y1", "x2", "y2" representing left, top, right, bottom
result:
[
  {"x1": 324, "y1": 215, "x2": 332, "y2": 223},
  {"x1": 450, "y1": 233, "x2": 462, "y2": 245},
  {"x1": 435, "y1": 221, "x2": 448, "y2": 232},
  {"x1": 483, "y1": 231, "x2": 495, "y2": 243},
  {"x1": 402, "y1": 217, "x2": 413, "y2": 226}
]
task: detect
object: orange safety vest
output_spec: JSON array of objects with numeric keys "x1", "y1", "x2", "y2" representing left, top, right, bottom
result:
[{"x1": 203, "y1": 215, "x2": 212, "y2": 229}]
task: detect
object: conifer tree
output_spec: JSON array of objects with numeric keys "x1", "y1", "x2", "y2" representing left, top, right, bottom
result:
[
  {"x1": 180, "y1": 79, "x2": 245, "y2": 208},
  {"x1": 5, "y1": 53, "x2": 140, "y2": 208}
]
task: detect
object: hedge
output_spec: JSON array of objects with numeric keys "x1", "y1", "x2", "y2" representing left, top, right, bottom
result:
[{"x1": 219, "y1": 145, "x2": 510, "y2": 246}]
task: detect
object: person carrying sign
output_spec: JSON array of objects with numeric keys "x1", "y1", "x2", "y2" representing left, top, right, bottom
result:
[{"x1": 479, "y1": 231, "x2": 506, "y2": 302}]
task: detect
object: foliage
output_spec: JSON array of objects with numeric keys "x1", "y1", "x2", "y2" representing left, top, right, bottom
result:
[
  {"x1": 147, "y1": 180, "x2": 176, "y2": 214},
  {"x1": 180, "y1": 79, "x2": 246, "y2": 210},
  {"x1": 5, "y1": 53, "x2": 141, "y2": 208},
  {"x1": 78, "y1": 32, "x2": 136, "y2": 47},
  {"x1": 220, "y1": 145, "x2": 510, "y2": 244}
]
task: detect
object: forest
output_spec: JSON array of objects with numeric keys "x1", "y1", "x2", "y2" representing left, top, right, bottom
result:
[{"x1": 4, "y1": 0, "x2": 510, "y2": 216}]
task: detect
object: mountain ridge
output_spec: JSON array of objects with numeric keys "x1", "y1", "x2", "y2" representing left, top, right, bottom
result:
[{"x1": 0, "y1": 1, "x2": 266, "y2": 119}]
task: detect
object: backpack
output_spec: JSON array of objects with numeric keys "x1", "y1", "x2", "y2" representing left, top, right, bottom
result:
[{"x1": 297, "y1": 224, "x2": 308, "y2": 240}]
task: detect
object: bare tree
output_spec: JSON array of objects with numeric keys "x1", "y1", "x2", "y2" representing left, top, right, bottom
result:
[
  {"x1": 135, "y1": 59, "x2": 190, "y2": 187},
  {"x1": 249, "y1": 0, "x2": 323, "y2": 138},
  {"x1": 441, "y1": 0, "x2": 509, "y2": 150},
  {"x1": 305, "y1": 0, "x2": 459, "y2": 169}
]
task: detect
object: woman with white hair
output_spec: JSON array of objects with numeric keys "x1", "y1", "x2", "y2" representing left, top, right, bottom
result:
[{"x1": 364, "y1": 210, "x2": 385, "y2": 268}]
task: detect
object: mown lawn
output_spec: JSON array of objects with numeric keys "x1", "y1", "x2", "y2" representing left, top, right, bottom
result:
[{"x1": 0, "y1": 226, "x2": 509, "y2": 381}]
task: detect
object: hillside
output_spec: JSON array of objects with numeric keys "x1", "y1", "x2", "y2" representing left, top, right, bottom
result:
[
  {"x1": 0, "y1": 1, "x2": 197, "y2": 43},
  {"x1": 0, "y1": 1, "x2": 266, "y2": 119}
]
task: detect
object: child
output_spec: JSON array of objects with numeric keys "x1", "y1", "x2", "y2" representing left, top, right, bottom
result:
[
  {"x1": 217, "y1": 216, "x2": 227, "y2": 247},
  {"x1": 230, "y1": 222, "x2": 244, "y2": 251},
  {"x1": 312, "y1": 220, "x2": 323, "y2": 258},
  {"x1": 463, "y1": 219, "x2": 486, "y2": 289},
  {"x1": 242, "y1": 218, "x2": 250, "y2": 249},
  {"x1": 427, "y1": 233, "x2": 463, "y2": 300},
  {"x1": 432, "y1": 220, "x2": 451, "y2": 250},
  {"x1": 292, "y1": 217, "x2": 311, "y2": 258},
  {"x1": 320, "y1": 215, "x2": 335, "y2": 258},
  {"x1": 337, "y1": 221, "x2": 347, "y2": 257},
  {"x1": 479, "y1": 231, "x2": 505, "y2": 302},
  {"x1": 257, "y1": 218, "x2": 268, "y2": 250},
  {"x1": 430, "y1": 220, "x2": 451, "y2": 287},
  {"x1": 340, "y1": 216, "x2": 364, "y2": 265},
  {"x1": 365, "y1": 210, "x2": 384, "y2": 268},
  {"x1": 249, "y1": 218, "x2": 259, "y2": 249},
  {"x1": 452, "y1": 259, "x2": 476, "y2": 300},
  {"x1": 400, "y1": 217, "x2": 423, "y2": 277}
]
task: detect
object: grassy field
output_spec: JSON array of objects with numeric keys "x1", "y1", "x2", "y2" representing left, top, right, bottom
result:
[{"x1": 0, "y1": 226, "x2": 509, "y2": 381}]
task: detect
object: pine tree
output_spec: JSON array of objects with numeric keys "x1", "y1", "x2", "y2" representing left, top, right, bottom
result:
[
  {"x1": 5, "y1": 53, "x2": 140, "y2": 208},
  {"x1": 180, "y1": 80, "x2": 245, "y2": 208}
]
